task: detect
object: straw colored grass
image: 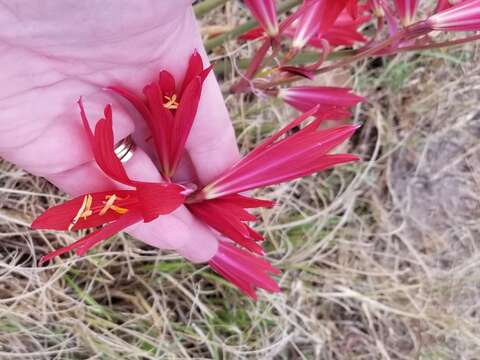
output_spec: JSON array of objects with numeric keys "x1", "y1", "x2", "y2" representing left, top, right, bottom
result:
[{"x1": 1, "y1": 2, "x2": 479, "y2": 359}]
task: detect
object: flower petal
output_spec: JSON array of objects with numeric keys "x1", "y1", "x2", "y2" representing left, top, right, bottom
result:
[
  {"x1": 244, "y1": 0, "x2": 279, "y2": 37},
  {"x1": 187, "y1": 201, "x2": 264, "y2": 255},
  {"x1": 39, "y1": 210, "x2": 143, "y2": 264},
  {"x1": 208, "y1": 241, "x2": 280, "y2": 299},
  {"x1": 135, "y1": 182, "x2": 186, "y2": 222},
  {"x1": 32, "y1": 190, "x2": 138, "y2": 231}
]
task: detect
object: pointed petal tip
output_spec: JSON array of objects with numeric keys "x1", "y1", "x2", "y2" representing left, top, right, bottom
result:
[{"x1": 38, "y1": 256, "x2": 48, "y2": 266}]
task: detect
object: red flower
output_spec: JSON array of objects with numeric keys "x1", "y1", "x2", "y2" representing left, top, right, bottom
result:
[
  {"x1": 34, "y1": 51, "x2": 361, "y2": 300},
  {"x1": 183, "y1": 107, "x2": 359, "y2": 297},
  {"x1": 244, "y1": 0, "x2": 279, "y2": 37},
  {"x1": 32, "y1": 100, "x2": 185, "y2": 264},
  {"x1": 427, "y1": 0, "x2": 480, "y2": 31},
  {"x1": 109, "y1": 51, "x2": 212, "y2": 180},
  {"x1": 278, "y1": 86, "x2": 365, "y2": 118},
  {"x1": 240, "y1": 9, "x2": 369, "y2": 47},
  {"x1": 184, "y1": 107, "x2": 358, "y2": 256}
]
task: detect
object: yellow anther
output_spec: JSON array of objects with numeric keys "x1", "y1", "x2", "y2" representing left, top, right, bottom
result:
[
  {"x1": 163, "y1": 94, "x2": 179, "y2": 110},
  {"x1": 99, "y1": 194, "x2": 129, "y2": 216},
  {"x1": 68, "y1": 194, "x2": 93, "y2": 231}
]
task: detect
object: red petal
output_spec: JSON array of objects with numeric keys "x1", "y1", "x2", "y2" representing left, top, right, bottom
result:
[
  {"x1": 215, "y1": 194, "x2": 275, "y2": 209},
  {"x1": 143, "y1": 83, "x2": 174, "y2": 176},
  {"x1": 39, "y1": 210, "x2": 143, "y2": 264},
  {"x1": 75, "y1": 210, "x2": 143, "y2": 256},
  {"x1": 107, "y1": 86, "x2": 152, "y2": 124},
  {"x1": 169, "y1": 77, "x2": 202, "y2": 174},
  {"x1": 78, "y1": 97, "x2": 94, "y2": 147},
  {"x1": 93, "y1": 109, "x2": 133, "y2": 185},
  {"x1": 208, "y1": 241, "x2": 280, "y2": 299},
  {"x1": 206, "y1": 124, "x2": 360, "y2": 197},
  {"x1": 180, "y1": 50, "x2": 204, "y2": 96},
  {"x1": 293, "y1": 0, "x2": 349, "y2": 48},
  {"x1": 278, "y1": 66, "x2": 315, "y2": 80},
  {"x1": 244, "y1": 0, "x2": 279, "y2": 36},
  {"x1": 158, "y1": 70, "x2": 176, "y2": 96},
  {"x1": 32, "y1": 190, "x2": 138, "y2": 231},
  {"x1": 135, "y1": 182, "x2": 185, "y2": 222},
  {"x1": 188, "y1": 202, "x2": 264, "y2": 255},
  {"x1": 238, "y1": 26, "x2": 265, "y2": 41}
]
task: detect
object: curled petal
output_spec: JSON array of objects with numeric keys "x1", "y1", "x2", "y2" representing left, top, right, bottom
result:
[
  {"x1": 208, "y1": 241, "x2": 280, "y2": 300},
  {"x1": 79, "y1": 99, "x2": 133, "y2": 185}
]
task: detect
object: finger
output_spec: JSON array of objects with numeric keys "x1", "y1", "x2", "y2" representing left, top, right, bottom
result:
[{"x1": 0, "y1": 86, "x2": 133, "y2": 176}]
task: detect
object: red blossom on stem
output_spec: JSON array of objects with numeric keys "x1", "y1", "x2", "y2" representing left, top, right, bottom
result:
[
  {"x1": 109, "y1": 51, "x2": 211, "y2": 180},
  {"x1": 185, "y1": 107, "x2": 360, "y2": 296},
  {"x1": 33, "y1": 100, "x2": 185, "y2": 264}
]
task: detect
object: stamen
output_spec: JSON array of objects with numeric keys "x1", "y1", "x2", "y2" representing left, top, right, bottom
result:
[
  {"x1": 99, "y1": 195, "x2": 129, "y2": 216},
  {"x1": 68, "y1": 194, "x2": 93, "y2": 231},
  {"x1": 163, "y1": 94, "x2": 179, "y2": 109}
]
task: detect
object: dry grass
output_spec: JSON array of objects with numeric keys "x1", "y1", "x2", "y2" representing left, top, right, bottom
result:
[{"x1": 1, "y1": 2, "x2": 480, "y2": 359}]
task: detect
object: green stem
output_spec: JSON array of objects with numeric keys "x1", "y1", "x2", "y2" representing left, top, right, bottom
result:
[
  {"x1": 194, "y1": 0, "x2": 230, "y2": 18},
  {"x1": 204, "y1": 0, "x2": 302, "y2": 51}
]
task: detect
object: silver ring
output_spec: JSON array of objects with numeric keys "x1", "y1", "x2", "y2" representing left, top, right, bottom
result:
[{"x1": 114, "y1": 136, "x2": 136, "y2": 163}]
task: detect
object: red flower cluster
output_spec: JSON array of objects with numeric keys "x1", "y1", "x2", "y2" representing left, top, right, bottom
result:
[{"x1": 33, "y1": 52, "x2": 360, "y2": 299}]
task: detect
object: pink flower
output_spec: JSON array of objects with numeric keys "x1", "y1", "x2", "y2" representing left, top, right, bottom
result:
[
  {"x1": 427, "y1": 0, "x2": 480, "y2": 31},
  {"x1": 244, "y1": 0, "x2": 279, "y2": 37},
  {"x1": 292, "y1": 0, "x2": 350, "y2": 49},
  {"x1": 279, "y1": 86, "x2": 365, "y2": 117},
  {"x1": 394, "y1": 0, "x2": 419, "y2": 25}
]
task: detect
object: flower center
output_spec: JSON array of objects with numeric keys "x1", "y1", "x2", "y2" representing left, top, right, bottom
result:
[
  {"x1": 163, "y1": 94, "x2": 179, "y2": 109},
  {"x1": 99, "y1": 194, "x2": 129, "y2": 216},
  {"x1": 68, "y1": 194, "x2": 129, "y2": 230}
]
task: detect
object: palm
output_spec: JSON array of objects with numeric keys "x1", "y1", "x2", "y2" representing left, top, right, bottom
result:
[{"x1": 0, "y1": 1, "x2": 239, "y2": 262}]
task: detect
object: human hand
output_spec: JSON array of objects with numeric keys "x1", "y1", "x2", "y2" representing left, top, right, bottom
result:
[{"x1": 0, "y1": 0, "x2": 239, "y2": 262}]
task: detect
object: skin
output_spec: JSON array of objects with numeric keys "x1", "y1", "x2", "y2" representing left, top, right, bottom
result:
[{"x1": 0, "y1": 0, "x2": 240, "y2": 262}]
